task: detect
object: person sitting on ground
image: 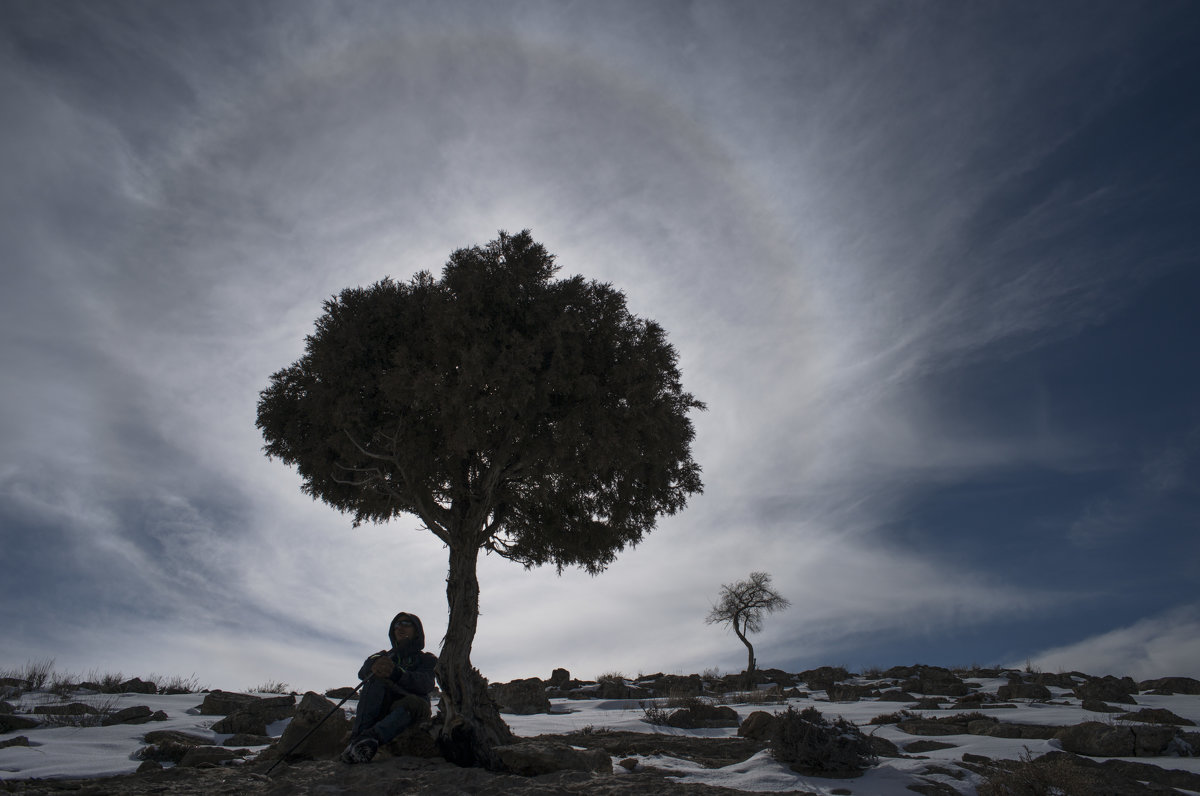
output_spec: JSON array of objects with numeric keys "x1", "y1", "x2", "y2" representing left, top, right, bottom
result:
[{"x1": 341, "y1": 611, "x2": 438, "y2": 764}]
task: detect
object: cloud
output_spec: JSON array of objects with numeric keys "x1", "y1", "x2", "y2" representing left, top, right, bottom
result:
[{"x1": 1021, "y1": 603, "x2": 1200, "y2": 680}]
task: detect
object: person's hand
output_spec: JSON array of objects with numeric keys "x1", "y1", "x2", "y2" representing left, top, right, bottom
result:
[{"x1": 370, "y1": 657, "x2": 395, "y2": 679}]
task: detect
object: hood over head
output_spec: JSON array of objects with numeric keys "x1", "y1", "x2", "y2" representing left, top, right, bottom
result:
[{"x1": 389, "y1": 611, "x2": 426, "y2": 652}]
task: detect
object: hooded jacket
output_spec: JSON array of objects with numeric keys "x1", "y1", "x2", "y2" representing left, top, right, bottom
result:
[{"x1": 358, "y1": 611, "x2": 438, "y2": 699}]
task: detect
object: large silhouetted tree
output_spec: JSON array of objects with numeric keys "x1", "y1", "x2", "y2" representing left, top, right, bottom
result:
[
  {"x1": 706, "y1": 571, "x2": 790, "y2": 674},
  {"x1": 256, "y1": 230, "x2": 704, "y2": 767}
]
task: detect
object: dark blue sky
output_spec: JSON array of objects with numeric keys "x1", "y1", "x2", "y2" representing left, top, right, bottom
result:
[{"x1": 1, "y1": 1, "x2": 1198, "y2": 689}]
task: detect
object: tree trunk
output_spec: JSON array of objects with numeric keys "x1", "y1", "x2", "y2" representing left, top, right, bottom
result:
[
  {"x1": 734, "y1": 621, "x2": 756, "y2": 674},
  {"x1": 434, "y1": 540, "x2": 515, "y2": 768}
]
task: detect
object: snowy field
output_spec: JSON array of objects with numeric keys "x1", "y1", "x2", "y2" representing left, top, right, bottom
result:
[{"x1": 2, "y1": 676, "x2": 1199, "y2": 795}]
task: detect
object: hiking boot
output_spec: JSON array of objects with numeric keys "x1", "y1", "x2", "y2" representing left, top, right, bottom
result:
[{"x1": 341, "y1": 736, "x2": 379, "y2": 764}]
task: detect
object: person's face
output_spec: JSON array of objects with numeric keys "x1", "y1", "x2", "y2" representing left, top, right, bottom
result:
[{"x1": 392, "y1": 618, "x2": 416, "y2": 643}]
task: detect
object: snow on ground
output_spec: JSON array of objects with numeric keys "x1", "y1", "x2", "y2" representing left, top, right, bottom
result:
[{"x1": 2, "y1": 675, "x2": 1199, "y2": 794}]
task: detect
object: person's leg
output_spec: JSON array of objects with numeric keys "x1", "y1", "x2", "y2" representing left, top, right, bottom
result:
[{"x1": 349, "y1": 678, "x2": 390, "y2": 739}]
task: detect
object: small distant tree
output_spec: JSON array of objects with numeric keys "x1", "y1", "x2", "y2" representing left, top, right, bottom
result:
[
  {"x1": 706, "y1": 571, "x2": 790, "y2": 673},
  {"x1": 256, "y1": 230, "x2": 704, "y2": 767}
]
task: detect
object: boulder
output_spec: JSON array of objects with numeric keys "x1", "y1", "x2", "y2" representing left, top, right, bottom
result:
[
  {"x1": 143, "y1": 730, "x2": 211, "y2": 746},
  {"x1": 827, "y1": 683, "x2": 869, "y2": 702},
  {"x1": 261, "y1": 692, "x2": 350, "y2": 763},
  {"x1": 210, "y1": 693, "x2": 295, "y2": 734},
  {"x1": 0, "y1": 700, "x2": 13, "y2": 714},
  {"x1": 737, "y1": 710, "x2": 779, "y2": 740},
  {"x1": 102, "y1": 705, "x2": 155, "y2": 725},
  {"x1": 905, "y1": 740, "x2": 958, "y2": 753},
  {"x1": 666, "y1": 703, "x2": 740, "y2": 729},
  {"x1": 1124, "y1": 708, "x2": 1195, "y2": 726},
  {"x1": 382, "y1": 723, "x2": 440, "y2": 758},
  {"x1": 902, "y1": 667, "x2": 968, "y2": 697},
  {"x1": 1073, "y1": 677, "x2": 1138, "y2": 705},
  {"x1": 324, "y1": 686, "x2": 357, "y2": 700},
  {"x1": 490, "y1": 677, "x2": 552, "y2": 715},
  {"x1": 223, "y1": 733, "x2": 275, "y2": 747},
  {"x1": 1082, "y1": 698, "x2": 1126, "y2": 713},
  {"x1": 868, "y1": 735, "x2": 901, "y2": 757},
  {"x1": 997, "y1": 683, "x2": 1052, "y2": 701},
  {"x1": 493, "y1": 740, "x2": 610, "y2": 775},
  {"x1": 0, "y1": 714, "x2": 40, "y2": 732},
  {"x1": 120, "y1": 678, "x2": 158, "y2": 695},
  {"x1": 1138, "y1": 676, "x2": 1200, "y2": 695},
  {"x1": 548, "y1": 668, "x2": 571, "y2": 688},
  {"x1": 595, "y1": 680, "x2": 650, "y2": 700},
  {"x1": 1056, "y1": 722, "x2": 1135, "y2": 756},
  {"x1": 896, "y1": 720, "x2": 968, "y2": 736},
  {"x1": 199, "y1": 689, "x2": 285, "y2": 716},
  {"x1": 178, "y1": 745, "x2": 243, "y2": 768},
  {"x1": 0, "y1": 736, "x2": 29, "y2": 750},
  {"x1": 1133, "y1": 724, "x2": 1182, "y2": 757},
  {"x1": 877, "y1": 689, "x2": 916, "y2": 702}
]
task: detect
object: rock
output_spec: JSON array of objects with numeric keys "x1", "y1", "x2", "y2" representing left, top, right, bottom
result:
[
  {"x1": 136, "y1": 760, "x2": 162, "y2": 773},
  {"x1": 665, "y1": 704, "x2": 740, "y2": 729},
  {"x1": 595, "y1": 680, "x2": 650, "y2": 700},
  {"x1": 997, "y1": 682, "x2": 1052, "y2": 701},
  {"x1": 0, "y1": 714, "x2": 40, "y2": 732},
  {"x1": 102, "y1": 705, "x2": 153, "y2": 725},
  {"x1": 120, "y1": 678, "x2": 158, "y2": 695},
  {"x1": 650, "y1": 674, "x2": 704, "y2": 697},
  {"x1": 1056, "y1": 722, "x2": 1135, "y2": 756},
  {"x1": 490, "y1": 678, "x2": 552, "y2": 715},
  {"x1": 897, "y1": 720, "x2": 967, "y2": 736},
  {"x1": 867, "y1": 735, "x2": 901, "y2": 757},
  {"x1": 737, "y1": 710, "x2": 778, "y2": 740},
  {"x1": 143, "y1": 730, "x2": 211, "y2": 746},
  {"x1": 1073, "y1": 676, "x2": 1138, "y2": 705},
  {"x1": 178, "y1": 745, "x2": 243, "y2": 767},
  {"x1": 324, "y1": 686, "x2": 358, "y2": 699},
  {"x1": 211, "y1": 711, "x2": 268, "y2": 735},
  {"x1": 618, "y1": 757, "x2": 638, "y2": 770},
  {"x1": 210, "y1": 692, "x2": 296, "y2": 734},
  {"x1": 493, "y1": 740, "x2": 610, "y2": 775},
  {"x1": 1124, "y1": 708, "x2": 1195, "y2": 726},
  {"x1": 905, "y1": 740, "x2": 958, "y2": 753},
  {"x1": 1133, "y1": 724, "x2": 1181, "y2": 756},
  {"x1": 0, "y1": 736, "x2": 30, "y2": 750},
  {"x1": 827, "y1": 683, "x2": 869, "y2": 702},
  {"x1": 382, "y1": 723, "x2": 440, "y2": 758},
  {"x1": 877, "y1": 689, "x2": 916, "y2": 702},
  {"x1": 199, "y1": 689, "x2": 281, "y2": 715},
  {"x1": 548, "y1": 668, "x2": 571, "y2": 688},
  {"x1": 223, "y1": 733, "x2": 275, "y2": 746},
  {"x1": 901, "y1": 667, "x2": 968, "y2": 697},
  {"x1": 1137, "y1": 676, "x2": 1200, "y2": 694},
  {"x1": 33, "y1": 702, "x2": 98, "y2": 715},
  {"x1": 1082, "y1": 698, "x2": 1125, "y2": 713},
  {"x1": 261, "y1": 691, "x2": 350, "y2": 763},
  {"x1": 0, "y1": 700, "x2": 13, "y2": 714}
]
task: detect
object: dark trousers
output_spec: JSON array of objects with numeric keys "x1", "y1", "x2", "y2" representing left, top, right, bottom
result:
[{"x1": 351, "y1": 679, "x2": 425, "y2": 744}]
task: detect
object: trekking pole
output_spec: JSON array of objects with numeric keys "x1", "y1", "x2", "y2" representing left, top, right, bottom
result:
[{"x1": 265, "y1": 677, "x2": 368, "y2": 776}]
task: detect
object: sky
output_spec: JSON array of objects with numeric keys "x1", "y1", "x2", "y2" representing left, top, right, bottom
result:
[{"x1": 1, "y1": 1, "x2": 1198, "y2": 693}]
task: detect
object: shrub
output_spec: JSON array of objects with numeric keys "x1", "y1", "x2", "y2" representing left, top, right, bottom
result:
[
  {"x1": 248, "y1": 680, "x2": 290, "y2": 695},
  {"x1": 21, "y1": 659, "x2": 54, "y2": 691},
  {"x1": 640, "y1": 700, "x2": 672, "y2": 726},
  {"x1": 156, "y1": 673, "x2": 205, "y2": 694},
  {"x1": 596, "y1": 671, "x2": 626, "y2": 685},
  {"x1": 976, "y1": 748, "x2": 1109, "y2": 795},
  {"x1": 49, "y1": 671, "x2": 79, "y2": 699},
  {"x1": 869, "y1": 710, "x2": 919, "y2": 726},
  {"x1": 770, "y1": 706, "x2": 877, "y2": 776}
]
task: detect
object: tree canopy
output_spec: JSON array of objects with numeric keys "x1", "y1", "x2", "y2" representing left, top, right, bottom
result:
[{"x1": 256, "y1": 230, "x2": 704, "y2": 765}]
